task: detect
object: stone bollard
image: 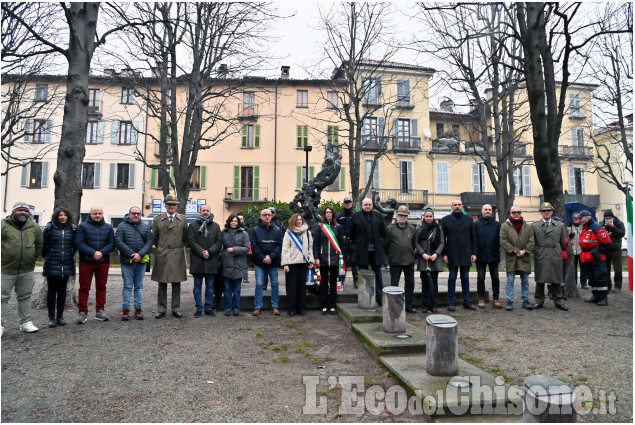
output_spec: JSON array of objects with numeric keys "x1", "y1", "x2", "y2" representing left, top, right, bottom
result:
[
  {"x1": 358, "y1": 270, "x2": 376, "y2": 309},
  {"x1": 523, "y1": 375, "x2": 577, "y2": 422},
  {"x1": 425, "y1": 314, "x2": 458, "y2": 376},
  {"x1": 382, "y1": 287, "x2": 406, "y2": 333}
]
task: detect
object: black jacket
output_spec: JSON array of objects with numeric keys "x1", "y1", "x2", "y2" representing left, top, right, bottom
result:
[
  {"x1": 42, "y1": 221, "x2": 77, "y2": 277},
  {"x1": 75, "y1": 217, "x2": 115, "y2": 263},
  {"x1": 313, "y1": 222, "x2": 344, "y2": 267},
  {"x1": 115, "y1": 215, "x2": 153, "y2": 263},
  {"x1": 441, "y1": 212, "x2": 477, "y2": 267},
  {"x1": 336, "y1": 207, "x2": 356, "y2": 242},
  {"x1": 349, "y1": 210, "x2": 386, "y2": 267},
  {"x1": 187, "y1": 218, "x2": 223, "y2": 274},
  {"x1": 250, "y1": 221, "x2": 283, "y2": 267},
  {"x1": 602, "y1": 217, "x2": 625, "y2": 247},
  {"x1": 474, "y1": 215, "x2": 501, "y2": 263}
]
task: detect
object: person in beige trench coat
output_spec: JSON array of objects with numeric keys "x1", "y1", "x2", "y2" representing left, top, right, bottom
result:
[{"x1": 151, "y1": 195, "x2": 188, "y2": 318}]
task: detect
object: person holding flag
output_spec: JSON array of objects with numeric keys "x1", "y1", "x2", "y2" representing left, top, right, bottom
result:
[
  {"x1": 313, "y1": 206, "x2": 345, "y2": 315},
  {"x1": 627, "y1": 188, "x2": 633, "y2": 293},
  {"x1": 578, "y1": 210, "x2": 613, "y2": 306}
]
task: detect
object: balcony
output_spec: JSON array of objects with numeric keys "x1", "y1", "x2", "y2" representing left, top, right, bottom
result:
[
  {"x1": 223, "y1": 186, "x2": 269, "y2": 203},
  {"x1": 238, "y1": 103, "x2": 259, "y2": 120},
  {"x1": 431, "y1": 138, "x2": 460, "y2": 153},
  {"x1": 540, "y1": 194, "x2": 600, "y2": 209},
  {"x1": 395, "y1": 98, "x2": 414, "y2": 109},
  {"x1": 558, "y1": 145, "x2": 593, "y2": 159},
  {"x1": 88, "y1": 100, "x2": 103, "y2": 116},
  {"x1": 513, "y1": 142, "x2": 531, "y2": 157},
  {"x1": 392, "y1": 136, "x2": 421, "y2": 152},
  {"x1": 465, "y1": 141, "x2": 495, "y2": 154},
  {"x1": 461, "y1": 192, "x2": 497, "y2": 210},
  {"x1": 372, "y1": 188, "x2": 428, "y2": 209},
  {"x1": 360, "y1": 136, "x2": 389, "y2": 151}
]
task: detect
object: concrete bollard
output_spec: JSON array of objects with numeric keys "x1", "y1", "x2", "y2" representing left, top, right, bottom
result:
[
  {"x1": 358, "y1": 270, "x2": 376, "y2": 309},
  {"x1": 382, "y1": 287, "x2": 406, "y2": 333},
  {"x1": 425, "y1": 314, "x2": 458, "y2": 376},
  {"x1": 523, "y1": 375, "x2": 577, "y2": 422}
]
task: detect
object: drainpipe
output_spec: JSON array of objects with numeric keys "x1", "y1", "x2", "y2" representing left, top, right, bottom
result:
[
  {"x1": 141, "y1": 87, "x2": 150, "y2": 217},
  {"x1": 3, "y1": 144, "x2": 10, "y2": 212},
  {"x1": 273, "y1": 79, "x2": 278, "y2": 200}
]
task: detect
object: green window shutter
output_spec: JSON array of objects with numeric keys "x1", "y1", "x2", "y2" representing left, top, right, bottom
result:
[
  {"x1": 255, "y1": 125, "x2": 261, "y2": 148},
  {"x1": 233, "y1": 166, "x2": 240, "y2": 199},
  {"x1": 309, "y1": 166, "x2": 315, "y2": 180},
  {"x1": 296, "y1": 125, "x2": 303, "y2": 148},
  {"x1": 333, "y1": 125, "x2": 339, "y2": 145},
  {"x1": 150, "y1": 169, "x2": 157, "y2": 189},
  {"x1": 296, "y1": 166, "x2": 302, "y2": 189},
  {"x1": 200, "y1": 166, "x2": 207, "y2": 190},
  {"x1": 241, "y1": 125, "x2": 248, "y2": 148},
  {"x1": 340, "y1": 166, "x2": 345, "y2": 190},
  {"x1": 303, "y1": 125, "x2": 309, "y2": 147},
  {"x1": 253, "y1": 166, "x2": 260, "y2": 200}
]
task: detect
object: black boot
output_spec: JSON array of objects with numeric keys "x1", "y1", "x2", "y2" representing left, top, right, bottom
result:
[
  {"x1": 596, "y1": 292, "x2": 609, "y2": 306},
  {"x1": 48, "y1": 317, "x2": 57, "y2": 328},
  {"x1": 585, "y1": 290, "x2": 600, "y2": 303}
]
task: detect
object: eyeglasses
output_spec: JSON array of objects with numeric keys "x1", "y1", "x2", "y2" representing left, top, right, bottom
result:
[
  {"x1": 511, "y1": 211, "x2": 522, "y2": 215},
  {"x1": 573, "y1": 217, "x2": 580, "y2": 220},
  {"x1": 130, "y1": 212, "x2": 141, "y2": 216}
]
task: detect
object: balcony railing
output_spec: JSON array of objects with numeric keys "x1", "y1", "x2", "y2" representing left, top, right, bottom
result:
[
  {"x1": 514, "y1": 142, "x2": 530, "y2": 156},
  {"x1": 396, "y1": 97, "x2": 413, "y2": 109},
  {"x1": 540, "y1": 194, "x2": 600, "y2": 209},
  {"x1": 392, "y1": 136, "x2": 421, "y2": 151},
  {"x1": 88, "y1": 100, "x2": 103, "y2": 116},
  {"x1": 224, "y1": 186, "x2": 268, "y2": 202},
  {"x1": 431, "y1": 138, "x2": 460, "y2": 153},
  {"x1": 238, "y1": 103, "x2": 259, "y2": 119},
  {"x1": 360, "y1": 136, "x2": 389, "y2": 151},
  {"x1": 558, "y1": 145, "x2": 593, "y2": 159},
  {"x1": 371, "y1": 188, "x2": 429, "y2": 208},
  {"x1": 461, "y1": 192, "x2": 497, "y2": 208}
]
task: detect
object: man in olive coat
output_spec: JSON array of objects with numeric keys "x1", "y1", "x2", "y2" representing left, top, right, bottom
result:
[
  {"x1": 187, "y1": 205, "x2": 222, "y2": 317},
  {"x1": 151, "y1": 194, "x2": 189, "y2": 318},
  {"x1": 500, "y1": 205, "x2": 535, "y2": 311},
  {"x1": 384, "y1": 205, "x2": 417, "y2": 313},
  {"x1": 531, "y1": 202, "x2": 568, "y2": 311}
]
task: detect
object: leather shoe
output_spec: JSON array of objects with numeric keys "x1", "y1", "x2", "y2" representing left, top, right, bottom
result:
[
  {"x1": 522, "y1": 301, "x2": 533, "y2": 310},
  {"x1": 492, "y1": 300, "x2": 502, "y2": 308},
  {"x1": 533, "y1": 303, "x2": 543, "y2": 309},
  {"x1": 555, "y1": 304, "x2": 568, "y2": 311},
  {"x1": 233, "y1": 310, "x2": 240, "y2": 316},
  {"x1": 272, "y1": 307, "x2": 280, "y2": 315},
  {"x1": 172, "y1": 311, "x2": 183, "y2": 318},
  {"x1": 253, "y1": 308, "x2": 261, "y2": 316},
  {"x1": 596, "y1": 298, "x2": 608, "y2": 306},
  {"x1": 421, "y1": 306, "x2": 429, "y2": 313},
  {"x1": 477, "y1": 298, "x2": 485, "y2": 309},
  {"x1": 405, "y1": 306, "x2": 417, "y2": 313},
  {"x1": 463, "y1": 302, "x2": 476, "y2": 310},
  {"x1": 155, "y1": 312, "x2": 166, "y2": 319},
  {"x1": 447, "y1": 303, "x2": 456, "y2": 312},
  {"x1": 205, "y1": 309, "x2": 215, "y2": 316}
]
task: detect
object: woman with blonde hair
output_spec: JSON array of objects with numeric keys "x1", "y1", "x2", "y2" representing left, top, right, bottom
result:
[{"x1": 281, "y1": 213, "x2": 314, "y2": 316}]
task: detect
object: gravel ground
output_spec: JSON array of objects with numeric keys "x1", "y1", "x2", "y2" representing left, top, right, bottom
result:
[{"x1": 1, "y1": 270, "x2": 632, "y2": 423}]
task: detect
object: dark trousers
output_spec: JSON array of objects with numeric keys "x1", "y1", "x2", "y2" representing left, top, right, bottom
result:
[
  {"x1": 605, "y1": 247, "x2": 623, "y2": 290},
  {"x1": 320, "y1": 265, "x2": 338, "y2": 309},
  {"x1": 535, "y1": 282, "x2": 564, "y2": 305},
  {"x1": 78, "y1": 261, "x2": 110, "y2": 314},
  {"x1": 361, "y1": 251, "x2": 384, "y2": 299},
  {"x1": 285, "y1": 263, "x2": 308, "y2": 314},
  {"x1": 420, "y1": 271, "x2": 439, "y2": 309},
  {"x1": 447, "y1": 266, "x2": 470, "y2": 304},
  {"x1": 157, "y1": 282, "x2": 181, "y2": 313},
  {"x1": 47, "y1": 275, "x2": 69, "y2": 318},
  {"x1": 214, "y1": 266, "x2": 224, "y2": 310},
  {"x1": 573, "y1": 254, "x2": 588, "y2": 287},
  {"x1": 476, "y1": 262, "x2": 500, "y2": 300},
  {"x1": 342, "y1": 242, "x2": 359, "y2": 282},
  {"x1": 582, "y1": 261, "x2": 609, "y2": 294},
  {"x1": 389, "y1": 264, "x2": 415, "y2": 308}
]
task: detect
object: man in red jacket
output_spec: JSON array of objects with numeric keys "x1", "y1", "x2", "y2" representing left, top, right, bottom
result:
[{"x1": 578, "y1": 210, "x2": 612, "y2": 306}]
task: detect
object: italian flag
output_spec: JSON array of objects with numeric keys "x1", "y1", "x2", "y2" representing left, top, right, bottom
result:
[{"x1": 627, "y1": 189, "x2": 633, "y2": 292}]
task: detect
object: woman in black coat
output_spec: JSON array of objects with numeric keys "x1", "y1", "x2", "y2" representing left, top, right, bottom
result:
[
  {"x1": 313, "y1": 206, "x2": 345, "y2": 315},
  {"x1": 42, "y1": 207, "x2": 77, "y2": 327}
]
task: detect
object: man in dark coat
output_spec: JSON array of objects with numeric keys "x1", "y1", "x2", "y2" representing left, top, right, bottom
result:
[
  {"x1": 250, "y1": 209, "x2": 283, "y2": 316},
  {"x1": 601, "y1": 210, "x2": 625, "y2": 292},
  {"x1": 441, "y1": 200, "x2": 477, "y2": 311},
  {"x1": 474, "y1": 204, "x2": 501, "y2": 309},
  {"x1": 350, "y1": 197, "x2": 386, "y2": 305},
  {"x1": 336, "y1": 197, "x2": 358, "y2": 288},
  {"x1": 187, "y1": 204, "x2": 222, "y2": 317}
]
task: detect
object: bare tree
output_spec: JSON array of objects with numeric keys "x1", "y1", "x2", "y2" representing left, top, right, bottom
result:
[{"x1": 415, "y1": 3, "x2": 531, "y2": 220}]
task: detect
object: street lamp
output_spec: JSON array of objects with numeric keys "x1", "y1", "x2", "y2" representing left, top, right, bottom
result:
[{"x1": 303, "y1": 144, "x2": 312, "y2": 186}]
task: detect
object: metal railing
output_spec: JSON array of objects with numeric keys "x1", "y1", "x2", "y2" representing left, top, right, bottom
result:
[
  {"x1": 540, "y1": 194, "x2": 600, "y2": 209},
  {"x1": 392, "y1": 136, "x2": 421, "y2": 151},
  {"x1": 558, "y1": 145, "x2": 593, "y2": 158},
  {"x1": 461, "y1": 191, "x2": 497, "y2": 207},
  {"x1": 238, "y1": 103, "x2": 259, "y2": 119},
  {"x1": 372, "y1": 188, "x2": 428, "y2": 205},
  {"x1": 224, "y1": 186, "x2": 268, "y2": 202}
]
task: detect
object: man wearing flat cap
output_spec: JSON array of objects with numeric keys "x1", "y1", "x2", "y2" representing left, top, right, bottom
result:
[
  {"x1": 531, "y1": 202, "x2": 568, "y2": 311},
  {"x1": 384, "y1": 205, "x2": 417, "y2": 313},
  {"x1": 1, "y1": 202, "x2": 43, "y2": 334},
  {"x1": 151, "y1": 194, "x2": 189, "y2": 318},
  {"x1": 579, "y1": 210, "x2": 613, "y2": 306}
]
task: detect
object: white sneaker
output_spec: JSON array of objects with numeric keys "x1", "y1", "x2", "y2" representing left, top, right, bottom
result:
[
  {"x1": 1, "y1": 325, "x2": 4, "y2": 337},
  {"x1": 19, "y1": 321, "x2": 39, "y2": 333}
]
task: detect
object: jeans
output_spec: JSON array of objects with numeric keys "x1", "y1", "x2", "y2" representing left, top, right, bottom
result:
[
  {"x1": 1, "y1": 271, "x2": 35, "y2": 325},
  {"x1": 447, "y1": 266, "x2": 470, "y2": 304},
  {"x1": 476, "y1": 262, "x2": 500, "y2": 299},
  {"x1": 505, "y1": 272, "x2": 529, "y2": 303},
  {"x1": 389, "y1": 264, "x2": 415, "y2": 307},
  {"x1": 192, "y1": 273, "x2": 215, "y2": 312},
  {"x1": 78, "y1": 261, "x2": 110, "y2": 314},
  {"x1": 224, "y1": 278, "x2": 242, "y2": 312},
  {"x1": 254, "y1": 265, "x2": 279, "y2": 309},
  {"x1": 121, "y1": 262, "x2": 146, "y2": 310}
]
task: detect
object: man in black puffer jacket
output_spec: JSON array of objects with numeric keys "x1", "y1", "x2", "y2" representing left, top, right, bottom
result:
[
  {"x1": 75, "y1": 206, "x2": 115, "y2": 324},
  {"x1": 473, "y1": 204, "x2": 501, "y2": 309},
  {"x1": 115, "y1": 206, "x2": 152, "y2": 320}
]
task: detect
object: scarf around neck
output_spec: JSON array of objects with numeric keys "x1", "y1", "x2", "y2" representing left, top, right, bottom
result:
[
  {"x1": 508, "y1": 215, "x2": 524, "y2": 234},
  {"x1": 196, "y1": 215, "x2": 215, "y2": 237}
]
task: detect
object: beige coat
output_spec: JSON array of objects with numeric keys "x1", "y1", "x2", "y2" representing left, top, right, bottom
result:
[
  {"x1": 499, "y1": 219, "x2": 535, "y2": 273},
  {"x1": 281, "y1": 225, "x2": 314, "y2": 266},
  {"x1": 151, "y1": 213, "x2": 188, "y2": 283},
  {"x1": 531, "y1": 219, "x2": 566, "y2": 283}
]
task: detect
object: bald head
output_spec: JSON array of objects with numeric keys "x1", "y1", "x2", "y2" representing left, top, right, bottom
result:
[
  {"x1": 481, "y1": 204, "x2": 493, "y2": 218},
  {"x1": 89, "y1": 205, "x2": 103, "y2": 222},
  {"x1": 361, "y1": 197, "x2": 373, "y2": 212}
]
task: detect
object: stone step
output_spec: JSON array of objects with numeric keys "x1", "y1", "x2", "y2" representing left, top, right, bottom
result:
[
  {"x1": 337, "y1": 303, "x2": 382, "y2": 327},
  {"x1": 351, "y1": 322, "x2": 427, "y2": 358}
]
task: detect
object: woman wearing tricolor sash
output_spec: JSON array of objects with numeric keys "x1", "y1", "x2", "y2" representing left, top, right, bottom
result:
[
  {"x1": 313, "y1": 206, "x2": 345, "y2": 315},
  {"x1": 281, "y1": 213, "x2": 315, "y2": 316}
]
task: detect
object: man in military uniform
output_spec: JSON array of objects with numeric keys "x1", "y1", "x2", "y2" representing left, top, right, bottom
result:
[
  {"x1": 151, "y1": 194, "x2": 189, "y2": 318},
  {"x1": 531, "y1": 202, "x2": 568, "y2": 311},
  {"x1": 579, "y1": 210, "x2": 613, "y2": 306}
]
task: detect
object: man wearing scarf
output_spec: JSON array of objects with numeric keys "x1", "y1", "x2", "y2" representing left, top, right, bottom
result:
[
  {"x1": 500, "y1": 206, "x2": 535, "y2": 311},
  {"x1": 568, "y1": 212, "x2": 587, "y2": 289},
  {"x1": 187, "y1": 205, "x2": 222, "y2": 317}
]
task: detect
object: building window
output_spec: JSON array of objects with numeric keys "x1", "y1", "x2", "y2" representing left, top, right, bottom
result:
[
  {"x1": 513, "y1": 165, "x2": 531, "y2": 196},
  {"x1": 149, "y1": 166, "x2": 171, "y2": 190},
  {"x1": 327, "y1": 166, "x2": 346, "y2": 192},
  {"x1": 297, "y1": 90, "x2": 308, "y2": 107},
  {"x1": 327, "y1": 91, "x2": 338, "y2": 109},
  {"x1": 569, "y1": 93, "x2": 581, "y2": 117},
  {"x1": 119, "y1": 121, "x2": 134, "y2": 145},
  {"x1": 233, "y1": 165, "x2": 260, "y2": 200},
  {"x1": 295, "y1": 166, "x2": 315, "y2": 189},
  {"x1": 569, "y1": 167, "x2": 586, "y2": 195},
  {"x1": 241, "y1": 124, "x2": 260, "y2": 148},
  {"x1": 570, "y1": 128, "x2": 585, "y2": 155},
  {"x1": 396, "y1": 80, "x2": 410, "y2": 106},
  {"x1": 33, "y1": 119, "x2": 48, "y2": 143},
  {"x1": 109, "y1": 163, "x2": 136, "y2": 189},
  {"x1": 296, "y1": 125, "x2": 308, "y2": 148},
  {"x1": 88, "y1": 89, "x2": 101, "y2": 114},
  {"x1": 85, "y1": 121, "x2": 102, "y2": 144},
  {"x1": 189, "y1": 166, "x2": 201, "y2": 190},
  {"x1": 471, "y1": 163, "x2": 487, "y2": 192},
  {"x1": 327, "y1": 125, "x2": 339, "y2": 145},
  {"x1": 21, "y1": 162, "x2": 49, "y2": 188},
  {"x1": 395, "y1": 119, "x2": 411, "y2": 148},
  {"x1": 452, "y1": 124, "x2": 460, "y2": 138},
  {"x1": 362, "y1": 117, "x2": 379, "y2": 148},
  {"x1": 399, "y1": 160, "x2": 413, "y2": 194},
  {"x1": 35, "y1": 84, "x2": 48, "y2": 102},
  {"x1": 82, "y1": 163, "x2": 101, "y2": 188},
  {"x1": 362, "y1": 77, "x2": 381, "y2": 105},
  {"x1": 121, "y1": 87, "x2": 134, "y2": 104},
  {"x1": 364, "y1": 159, "x2": 380, "y2": 191},
  {"x1": 436, "y1": 162, "x2": 449, "y2": 194},
  {"x1": 436, "y1": 123, "x2": 444, "y2": 139}
]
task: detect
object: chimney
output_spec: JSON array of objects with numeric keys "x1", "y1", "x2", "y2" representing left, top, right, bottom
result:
[
  {"x1": 218, "y1": 64, "x2": 228, "y2": 78},
  {"x1": 280, "y1": 66, "x2": 290, "y2": 79},
  {"x1": 104, "y1": 68, "x2": 118, "y2": 78}
]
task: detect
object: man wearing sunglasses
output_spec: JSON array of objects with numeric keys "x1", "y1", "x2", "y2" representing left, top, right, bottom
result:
[{"x1": 115, "y1": 206, "x2": 153, "y2": 320}]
